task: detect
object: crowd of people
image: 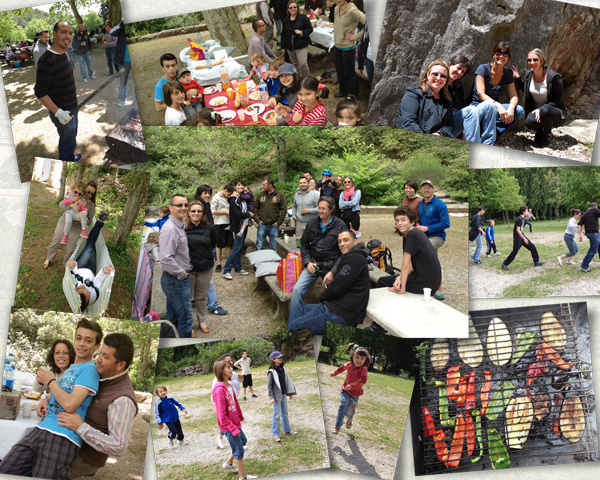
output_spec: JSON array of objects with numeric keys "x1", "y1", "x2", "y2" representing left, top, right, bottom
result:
[{"x1": 395, "y1": 43, "x2": 567, "y2": 149}]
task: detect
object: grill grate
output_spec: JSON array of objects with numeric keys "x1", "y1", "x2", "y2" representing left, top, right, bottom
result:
[{"x1": 415, "y1": 303, "x2": 598, "y2": 475}]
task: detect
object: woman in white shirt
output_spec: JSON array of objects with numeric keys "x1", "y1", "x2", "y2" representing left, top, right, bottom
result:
[{"x1": 557, "y1": 208, "x2": 581, "y2": 266}]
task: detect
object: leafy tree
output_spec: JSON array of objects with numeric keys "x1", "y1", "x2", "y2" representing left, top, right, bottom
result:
[
  {"x1": 24, "y1": 18, "x2": 49, "y2": 41},
  {"x1": 82, "y1": 11, "x2": 103, "y2": 33}
]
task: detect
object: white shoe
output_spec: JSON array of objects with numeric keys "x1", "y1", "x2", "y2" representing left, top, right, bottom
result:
[
  {"x1": 236, "y1": 269, "x2": 249, "y2": 275},
  {"x1": 557, "y1": 256, "x2": 563, "y2": 266},
  {"x1": 168, "y1": 439, "x2": 174, "y2": 447},
  {"x1": 83, "y1": 78, "x2": 88, "y2": 83},
  {"x1": 91, "y1": 74, "x2": 96, "y2": 79},
  {"x1": 179, "y1": 439, "x2": 188, "y2": 445},
  {"x1": 274, "y1": 436, "x2": 281, "y2": 442},
  {"x1": 223, "y1": 273, "x2": 233, "y2": 280},
  {"x1": 117, "y1": 100, "x2": 125, "y2": 106},
  {"x1": 217, "y1": 436, "x2": 224, "y2": 449},
  {"x1": 567, "y1": 260, "x2": 576, "y2": 265},
  {"x1": 486, "y1": 254, "x2": 490, "y2": 258},
  {"x1": 222, "y1": 462, "x2": 238, "y2": 473},
  {"x1": 495, "y1": 252, "x2": 501, "y2": 255}
]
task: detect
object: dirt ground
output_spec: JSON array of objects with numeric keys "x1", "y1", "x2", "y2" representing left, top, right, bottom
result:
[
  {"x1": 1, "y1": 48, "x2": 139, "y2": 180},
  {"x1": 129, "y1": 24, "x2": 372, "y2": 127}
]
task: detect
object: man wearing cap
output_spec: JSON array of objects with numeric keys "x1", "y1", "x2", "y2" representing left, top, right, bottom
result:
[
  {"x1": 248, "y1": 18, "x2": 276, "y2": 62},
  {"x1": 578, "y1": 202, "x2": 600, "y2": 273},
  {"x1": 255, "y1": 177, "x2": 287, "y2": 251},
  {"x1": 159, "y1": 194, "x2": 194, "y2": 338},
  {"x1": 317, "y1": 170, "x2": 337, "y2": 197},
  {"x1": 417, "y1": 180, "x2": 449, "y2": 300}
]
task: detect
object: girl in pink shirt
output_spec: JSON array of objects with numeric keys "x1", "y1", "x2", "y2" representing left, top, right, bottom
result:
[
  {"x1": 330, "y1": 343, "x2": 371, "y2": 433},
  {"x1": 287, "y1": 76, "x2": 329, "y2": 126}
]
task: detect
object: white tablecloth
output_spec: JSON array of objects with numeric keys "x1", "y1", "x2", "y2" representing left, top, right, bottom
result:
[
  {"x1": 310, "y1": 25, "x2": 335, "y2": 51},
  {"x1": 366, "y1": 288, "x2": 468, "y2": 338},
  {"x1": 0, "y1": 399, "x2": 41, "y2": 459},
  {"x1": 189, "y1": 59, "x2": 248, "y2": 86}
]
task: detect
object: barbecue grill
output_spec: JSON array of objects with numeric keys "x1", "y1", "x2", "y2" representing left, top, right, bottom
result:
[
  {"x1": 411, "y1": 302, "x2": 598, "y2": 475},
  {"x1": 103, "y1": 108, "x2": 147, "y2": 167}
]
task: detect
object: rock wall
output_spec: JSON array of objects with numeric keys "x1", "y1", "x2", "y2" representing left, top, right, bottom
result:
[{"x1": 367, "y1": 0, "x2": 600, "y2": 124}]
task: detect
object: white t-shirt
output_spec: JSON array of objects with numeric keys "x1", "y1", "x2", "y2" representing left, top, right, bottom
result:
[
  {"x1": 565, "y1": 217, "x2": 578, "y2": 236},
  {"x1": 165, "y1": 106, "x2": 186, "y2": 126},
  {"x1": 529, "y1": 78, "x2": 548, "y2": 109},
  {"x1": 234, "y1": 357, "x2": 251, "y2": 375}
]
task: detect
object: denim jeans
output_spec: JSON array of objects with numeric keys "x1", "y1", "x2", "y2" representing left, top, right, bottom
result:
[
  {"x1": 49, "y1": 111, "x2": 78, "y2": 162},
  {"x1": 472, "y1": 233, "x2": 483, "y2": 262},
  {"x1": 76, "y1": 52, "x2": 93, "y2": 79},
  {"x1": 581, "y1": 232, "x2": 599, "y2": 270},
  {"x1": 225, "y1": 429, "x2": 247, "y2": 460},
  {"x1": 272, "y1": 395, "x2": 291, "y2": 437},
  {"x1": 335, "y1": 389, "x2": 359, "y2": 428},
  {"x1": 207, "y1": 280, "x2": 218, "y2": 311},
  {"x1": 287, "y1": 303, "x2": 354, "y2": 335},
  {"x1": 161, "y1": 272, "x2": 194, "y2": 338},
  {"x1": 495, "y1": 104, "x2": 525, "y2": 136},
  {"x1": 256, "y1": 224, "x2": 279, "y2": 251},
  {"x1": 118, "y1": 62, "x2": 131, "y2": 102},
  {"x1": 288, "y1": 268, "x2": 319, "y2": 321},
  {"x1": 76, "y1": 220, "x2": 104, "y2": 273},
  {"x1": 460, "y1": 103, "x2": 497, "y2": 144},
  {"x1": 523, "y1": 219, "x2": 533, "y2": 232},
  {"x1": 224, "y1": 229, "x2": 247, "y2": 274},
  {"x1": 564, "y1": 233, "x2": 578, "y2": 257},
  {"x1": 274, "y1": 17, "x2": 282, "y2": 37},
  {"x1": 105, "y1": 46, "x2": 118, "y2": 74}
]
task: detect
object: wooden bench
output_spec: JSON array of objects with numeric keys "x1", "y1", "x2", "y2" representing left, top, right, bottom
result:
[{"x1": 254, "y1": 274, "x2": 292, "y2": 320}]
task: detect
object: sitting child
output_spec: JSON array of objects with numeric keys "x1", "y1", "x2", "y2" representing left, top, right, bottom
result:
[
  {"x1": 144, "y1": 206, "x2": 170, "y2": 230},
  {"x1": 162, "y1": 80, "x2": 187, "y2": 126},
  {"x1": 286, "y1": 76, "x2": 329, "y2": 126},
  {"x1": 247, "y1": 51, "x2": 269, "y2": 83},
  {"x1": 62, "y1": 180, "x2": 89, "y2": 244},
  {"x1": 335, "y1": 94, "x2": 364, "y2": 126},
  {"x1": 266, "y1": 57, "x2": 285, "y2": 97},
  {"x1": 144, "y1": 232, "x2": 160, "y2": 264},
  {"x1": 178, "y1": 67, "x2": 204, "y2": 117}
]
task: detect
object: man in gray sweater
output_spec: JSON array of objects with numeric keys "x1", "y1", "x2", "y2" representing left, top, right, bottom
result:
[{"x1": 292, "y1": 176, "x2": 320, "y2": 237}]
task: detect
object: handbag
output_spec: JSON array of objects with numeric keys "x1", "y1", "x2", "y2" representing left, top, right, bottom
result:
[{"x1": 276, "y1": 252, "x2": 303, "y2": 293}]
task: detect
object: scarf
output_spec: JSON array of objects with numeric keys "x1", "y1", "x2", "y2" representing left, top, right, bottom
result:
[{"x1": 344, "y1": 186, "x2": 355, "y2": 202}]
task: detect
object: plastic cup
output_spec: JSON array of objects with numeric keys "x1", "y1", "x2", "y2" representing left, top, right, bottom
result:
[
  {"x1": 238, "y1": 109, "x2": 245, "y2": 121},
  {"x1": 284, "y1": 234, "x2": 289, "y2": 243},
  {"x1": 226, "y1": 88, "x2": 234, "y2": 100},
  {"x1": 23, "y1": 403, "x2": 32, "y2": 419},
  {"x1": 251, "y1": 110, "x2": 258, "y2": 122},
  {"x1": 423, "y1": 288, "x2": 432, "y2": 301},
  {"x1": 217, "y1": 82, "x2": 222, "y2": 92},
  {"x1": 14, "y1": 377, "x2": 22, "y2": 390}
]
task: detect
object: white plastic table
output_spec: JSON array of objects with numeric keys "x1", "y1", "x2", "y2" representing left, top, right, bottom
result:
[
  {"x1": 310, "y1": 25, "x2": 335, "y2": 51},
  {"x1": 366, "y1": 288, "x2": 468, "y2": 338},
  {"x1": 0, "y1": 399, "x2": 41, "y2": 459},
  {"x1": 188, "y1": 59, "x2": 248, "y2": 86}
]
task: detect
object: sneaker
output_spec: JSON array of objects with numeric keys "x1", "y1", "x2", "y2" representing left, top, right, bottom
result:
[
  {"x1": 215, "y1": 265, "x2": 222, "y2": 272},
  {"x1": 106, "y1": 72, "x2": 114, "y2": 76},
  {"x1": 538, "y1": 133, "x2": 554, "y2": 148},
  {"x1": 557, "y1": 256, "x2": 563, "y2": 266},
  {"x1": 534, "y1": 261, "x2": 545, "y2": 267},
  {"x1": 433, "y1": 292, "x2": 445, "y2": 301},
  {"x1": 567, "y1": 260, "x2": 576, "y2": 265},
  {"x1": 243, "y1": 397, "x2": 247, "y2": 400},
  {"x1": 333, "y1": 427, "x2": 340, "y2": 434},
  {"x1": 284, "y1": 430, "x2": 297, "y2": 435},
  {"x1": 251, "y1": 394, "x2": 257, "y2": 398},
  {"x1": 236, "y1": 269, "x2": 249, "y2": 275},
  {"x1": 473, "y1": 260, "x2": 482, "y2": 264},
  {"x1": 274, "y1": 436, "x2": 281, "y2": 442},
  {"x1": 210, "y1": 306, "x2": 228, "y2": 316},
  {"x1": 217, "y1": 436, "x2": 224, "y2": 449},
  {"x1": 486, "y1": 254, "x2": 491, "y2": 258},
  {"x1": 80, "y1": 229, "x2": 88, "y2": 238},
  {"x1": 581, "y1": 266, "x2": 592, "y2": 273},
  {"x1": 73, "y1": 154, "x2": 82, "y2": 162},
  {"x1": 91, "y1": 74, "x2": 96, "y2": 79},
  {"x1": 501, "y1": 263, "x2": 509, "y2": 271},
  {"x1": 179, "y1": 439, "x2": 188, "y2": 445},
  {"x1": 223, "y1": 273, "x2": 233, "y2": 280},
  {"x1": 117, "y1": 100, "x2": 125, "y2": 106},
  {"x1": 98, "y1": 210, "x2": 110, "y2": 222},
  {"x1": 83, "y1": 78, "x2": 88, "y2": 83},
  {"x1": 61, "y1": 234, "x2": 68, "y2": 244},
  {"x1": 222, "y1": 462, "x2": 238, "y2": 473},
  {"x1": 168, "y1": 439, "x2": 174, "y2": 447},
  {"x1": 495, "y1": 251, "x2": 501, "y2": 255},
  {"x1": 346, "y1": 419, "x2": 352, "y2": 429}
]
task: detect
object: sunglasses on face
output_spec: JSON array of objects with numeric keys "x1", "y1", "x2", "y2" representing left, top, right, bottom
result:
[
  {"x1": 430, "y1": 72, "x2": 448, "y2": 79},
  {"x1": 190, "y1": 209, "x2": 203, "y2": 214},
  {"x1": 527, "y1": 58, "x2": 540, "y2": 63},
  {"x1": 74, "y1": 190, "x2": 83, "y2": 196},
  {"x1": 85, "y1": 190, "x2": 94, "y2": 195},
  {"x1": 343, "y1": 181, "x2": 352, "y2": 184},
  {"x1": 495, "y1": 50, "x2": 510, "y2": 57},
  {"x1": 171, "y1": 203, "x2": 189, "y2": 208}
]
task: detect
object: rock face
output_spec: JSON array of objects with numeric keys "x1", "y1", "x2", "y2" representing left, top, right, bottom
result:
[{"x1": 367, "y1": 0, "x2": 600, "y2": 124}]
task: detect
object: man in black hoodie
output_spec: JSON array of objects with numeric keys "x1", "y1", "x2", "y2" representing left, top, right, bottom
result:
[{"x1": 287, "y1": 230, "x2": 370, "y2": 335}]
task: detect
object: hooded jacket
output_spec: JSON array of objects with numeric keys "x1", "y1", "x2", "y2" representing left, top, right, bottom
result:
[
  {"x1": 319, "y1": 242, "x2": 370, "y2": 324},
  {"x1": 267, "y1": 366, "x2": 297, "y2": 402},
  {"x1": 211, "y1": 381, "x2": 244, "y2": 435},
  {"x1": 515, "y1": 66, "x2": 567, "y2": 117}
]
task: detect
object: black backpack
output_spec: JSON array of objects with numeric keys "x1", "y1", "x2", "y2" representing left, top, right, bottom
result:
[{"x1": 367, "y1": 239, "x2": 399, "y2": 275}]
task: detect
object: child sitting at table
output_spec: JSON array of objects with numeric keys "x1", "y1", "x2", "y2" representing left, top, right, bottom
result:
[
  {"x1": 266, "y1": 63, "x2": 300, "y2": 126},
  {"x1": 286, "y1": 75, "x2": 329, "y2": 126},
  {"x1": 178, "y1": 67, "x2": 204, "y2": 117},
  {"x1": 266, "y1": 57, "x2": 285, "y2": 97},
  {"x1": 247, "y1": 51, "x2": 269, "y2": 83},
  {"x1": 335, "y1": 94, "x2": 364, "y2": 126},
  {"x1": 163, "y1": 80, "x2": 188, "y2": 126},
  {"x1": 180, "y1": 108, "x2": 223, "y2": 126}
]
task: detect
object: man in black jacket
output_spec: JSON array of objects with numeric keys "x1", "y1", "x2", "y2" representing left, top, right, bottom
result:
[
  {"x1": 578, "y1": 202, "x2": 600, "y2": 273},
  {"x1": 289, "y1": 196, "x2": 346, "y2": 322},
  {"x1": 73, "y1": 23, "x2": 95, "y2": 83},
  {"x1": 108, "y1": 19, "x2": 130, "y2": 106},
  {"x1": 288, "y1": 230, "x2": 369, "y2": 334}
]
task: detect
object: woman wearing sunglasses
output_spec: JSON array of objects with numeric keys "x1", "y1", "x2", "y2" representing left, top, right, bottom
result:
[
  {"x1": 395, "y1": 60, "x2": 455, "y2": 136},
  {"x1": 510, "y1": 48, "x2": 567, "y2": 148},
  {"x1": 465, "y1": 41, "x2": 525, "y2": 145},
  {"x1": 339, "y1": 176, "x2": 361, "y2": 231}
]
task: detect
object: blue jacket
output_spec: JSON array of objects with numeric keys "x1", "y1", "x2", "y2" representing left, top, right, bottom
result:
[
  {"x1": 418, "y1": 195, "x2": 450, "y2": 241},
  {"x1": 155, "y1": 395, "x2": 185, "y2": 425},
  {"x1": 144, "y1": 216, "x2": 169, "y2": 230},
  {"x1": 267, "y1": 77, "x2": 280, "y2": 97},
  {"x1": 485, "y1": 225, "x2": 495, "y2": 242},
  {"x1": 339, "y1": 189, "x2": 361, "y2": 213}
]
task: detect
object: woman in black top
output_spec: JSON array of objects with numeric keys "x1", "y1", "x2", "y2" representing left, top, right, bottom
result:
[
  {"x1": 510, "y1": 48, "x2": 567, "y2": 148},
  {"x1": 281, "y1": 0, "x2": 313, "y2": 78},
  {"x1": 186, "y1": 200, "x2": 216, "y2": 335}
]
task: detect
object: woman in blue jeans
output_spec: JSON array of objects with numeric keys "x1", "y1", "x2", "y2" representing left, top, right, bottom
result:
[
  {"x1": 558, "y1": 209, "x2": 581, "y2": 266},
  {"x1": 222, "y1": 183, "x2": 251, "y2": 280}
]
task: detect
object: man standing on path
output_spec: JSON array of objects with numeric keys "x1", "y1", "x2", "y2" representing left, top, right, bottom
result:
[
  {"x1": 154, "y1": 53, "x2": 178, "y2": 111},
  {"x1": 33, "y1": 29, "x2": 49, "y2": 67},
  {"x1": 211, "y1": 184, "x2": 235, "y2": 272},
  {"x1": 248, "y1": 19, "x2": 276, "y2": 62},
  {"x1": 255, "y1": 177, "x2": 287, "y2": 251},
  {"x1": 502, "y1": 205, "x2": 545, "y2": 271},
  {"x1": 73, "y1": 23, "x2": 95, "y2": 83},
  {"x1": 292, "y1": 176, "x2": 320, "y2": 238},
  {"x1": 469, "y1": 206, "x2": 486, "y2": 264},
  {"x1": 103, "y1": 21, "x2": 119, "y2": 76},
  {"x1": 578, "y1": 202, "x2": 600, "y2": 273},
  {"x1": 417, "y1": 180, "x2": 450, "y2": 300},
  {"x1": 159, "y1": 194, "x2": 194, "y2": 338},
  {"x1": 34, "y1": 21, "x2": 82, "y2": 163}
]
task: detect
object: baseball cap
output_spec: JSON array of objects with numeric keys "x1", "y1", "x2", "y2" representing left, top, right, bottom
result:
[
  {"x1": 420, "y1": 180, "x2": 434, "y2": 187},
  {"x1": 278, "y1": 63, "x2": 297, "y2": 75},
  {"x1": 178, "y1": 67, "x2": 190, "y2": 77},
  {"x1": 269, "y1": 351, "x2": 283, "y2": 360}
]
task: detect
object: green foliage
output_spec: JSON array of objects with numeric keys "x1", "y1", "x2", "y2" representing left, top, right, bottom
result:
[
  {"x1": 127, "y1": 12, "x2": 205, "y2": 37},
  {"x1": 399, "y1": 153, "x2": 448, "y2": 187},
  {"x1": 82, "y1": 11, "x2": 103, "y2": 33},
  {"x1": 24, "y1": 18, "x2": 49, "y2": 41}
]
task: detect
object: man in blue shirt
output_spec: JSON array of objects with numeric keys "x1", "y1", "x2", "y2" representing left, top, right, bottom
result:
[
  {"x1": 154, "y1": 53, "x2": 178, "y2": 112},
  {"x1": 417, "y1": 180, "x2": 450, "y2": 300},
  {"x1": 0, "y1": 319, "x2": 102, "y2": 479}
]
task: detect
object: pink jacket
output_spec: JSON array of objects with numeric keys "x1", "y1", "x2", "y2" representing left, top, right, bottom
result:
[{"x1": 211, "y1": 381, "x2": 244, "y2": 435}]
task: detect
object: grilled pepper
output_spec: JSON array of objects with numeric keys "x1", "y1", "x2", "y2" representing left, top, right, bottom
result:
[
  {"x1": 445, "y1": 413, "x2": 465, "y2": 468},
  {"x1": 540, "y1": 338, "x2": 573, "y2": 371},
  {"x1": 464, "y1": 412, "x2": 475, "y2": 456},
  {"x1": 439, "y1": 385, "x2": 456, "y2": 428},
  {"x1": 434, "y1": 429, "x2": 448, "y2": 463},
  {"x1": 480, "y1": 370, "x2": 492, "y2": 416},
  {"x1": 485, "y1": 381, "x2": 515, "y2": 422},
  {"x1": 511, "y1": 331, "x2": 538, "y2": 364},
  {"x1": 455, "y1": 374, "x2": 468, "y2": 408},
  {"x1": 423, "y1": 406, "x2": 436, "y2": 437},
  {"x1": 465, "y1": 370, "x2": 476, "y2": 412},
  {"x1": 446, "y1": 365, "x2": 462, "y2": 402},
  {"x1": 487, "y1": 428, "x2": 511, "y2": 469},
  {"x1": 470, "y1": 410, "x2": 483, "y2": 464}
]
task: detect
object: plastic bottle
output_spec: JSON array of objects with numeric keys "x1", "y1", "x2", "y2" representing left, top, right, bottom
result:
[
  {"x1": 206, "y1": 54, "x2": 213, "y2": 69},
  {"x1": 197, "y1": 31, "x2": 205, "y2": 48},
  {"x1": 259, "y1": 78, "x2": 268, "y2": 103},
  {"x1": 3, "y1": 359, "x2": 14, "y2": 390},
  {"x1": 220, "y1": 65, "x2": 230, "y2": 90},
  {"x1": 238, "y1": 78, "x2": 249, "y2": 106}
]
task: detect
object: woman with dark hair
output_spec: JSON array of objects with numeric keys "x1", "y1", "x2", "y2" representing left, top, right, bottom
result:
[
  {"x1": 194, "y1": 184, "x2": 214, "y2": 225},
  {"x1": 465, "y1": 41, "x2": 525, "y2": 145},
  {"x1": 44, "y1": 180, "x2": 98, "y2": 269},
  {"x1": 222, "y1": 181, "x2": 251, "y2": 281},
  {"x1": 401, "y1": 180, "x2": 422, "y2": 222},
  {"x1": 281, "y1": 0, "x2": 313, "y2": 78},
  {"x1": 186, "y1": 200, "x2": 216, "y2": 335},
  {"x1": 510, "y1": 48, "x2": 567, "y2": 147},
  {"x1": 32, "y1": 339, "x2": 76, "y2": 393},
  {"x1": 395, "y1": 60, "x2": 455, "y2": 136},
  {"x1": 557, "y1": 208, "x2": 581, "y2": 266},
  {"x1": 339, "y1": 176, "x2": 361, "y2": 230}
]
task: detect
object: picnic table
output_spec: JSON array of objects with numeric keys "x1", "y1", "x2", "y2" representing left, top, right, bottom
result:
[
  {"x1": 0, "y1": 397, "x2": 41, "y2": 459},
  {"x1": 309, "y1": 19, "x2": 335, "y2": 51},
  {"x1": 188, "y1": 58, "x2": 248, "y2": 86},
  {"x1": 366, "y1": 288, "x2": 468, "y2": 338}
]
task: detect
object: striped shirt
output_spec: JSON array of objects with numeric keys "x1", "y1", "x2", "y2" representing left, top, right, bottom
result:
[
  {"x1": 287, "y1": 100, "x2": 328, "y2": 126},
  {"x1": 34, "y1": 49, "x2": 77, "y2": 110}
]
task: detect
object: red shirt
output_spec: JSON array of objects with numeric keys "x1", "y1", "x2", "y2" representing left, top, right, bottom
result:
[
  {"x1": 331, "y1": 361, "x2": 368, "y2": 396},
  {"x1": 287, "y1": 100, "x2": 328, "y2": 126},
  {"x1": 181, "y1": 79, "x2": 204, "y2": 103}
]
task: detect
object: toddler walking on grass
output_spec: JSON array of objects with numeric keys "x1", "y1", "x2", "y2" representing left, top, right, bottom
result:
[
  {"x1": 330, "y1": 343, "x2": 371, "y2": 434},
  {"x1": 155, "y1": 385, "x2": 188, "y2": 447}
]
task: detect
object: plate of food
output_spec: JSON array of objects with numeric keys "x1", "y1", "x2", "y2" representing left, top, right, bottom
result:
[
  {"x1": 249, "y1": 91, "x2": 262, "y2": 101},
  {"x1": 204, "y1": 86, "x2": 218, "y2": 95},
  {"x1": 246, "y1": 103, "x2": 265, "y2": 115},
  {"x1": 262, "y1": 110, "x2": 281, "y2": 122},
  {"x1": 246, "y1": 80, "x2": 257, "y2": 90},
  {"x1": 209, "y1": 96, "x2": 228, "y2": 107},
  {"x1": 219, "y1": 110, "x2": 237, "y2": 123}
]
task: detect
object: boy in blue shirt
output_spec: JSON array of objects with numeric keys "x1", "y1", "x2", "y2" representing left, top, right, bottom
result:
[
  {"x1": 485, "y1": 219, "x2": 500, "y2": 257},
  {"x1": 155, "y1": 385, "x2": 188, "y2": 446},
  {"x1": 266, "y1": 57, "x2": 284, "y2": 96}
]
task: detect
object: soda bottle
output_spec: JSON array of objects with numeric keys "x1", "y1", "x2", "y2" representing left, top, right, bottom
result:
[
  {"x1": 259, "y1": 78, "x2": 268, "y2": 103},
  {"x1": 220, "y1": 65, "x2": 229, "y2": 88},
  {"x1": 3, "y1": 359, "x2": 14, "y2": 390},
  {"x1": 238, "y1": 79, "x2": 249, "y2": 106}
]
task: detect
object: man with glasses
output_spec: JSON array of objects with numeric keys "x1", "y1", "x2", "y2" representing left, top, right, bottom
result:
[
  {"x1": 248, "y1": 18, "x2": 276, "y2": 62},
  {"x1": 159, "y1": 194, "x2": 194, "y2": 338}
]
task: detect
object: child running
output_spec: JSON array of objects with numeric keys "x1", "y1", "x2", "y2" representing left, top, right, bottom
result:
[
  {"x1": 485, "y1": 219, "x2": 500, "y2": 257},
  {"x1": 558, "y1": 208, "x2": 581, "y2": 266},
  {"x1": 62, "y1": 180, "x2": 89, "y2": 243},
  {"x1": 234, "y1": 350, "x2": 257, "y2": 400},
  {"x1": 154, "y1": 385, "x2": 188, "y2": 447},
  {"x1": 335, "y1": 94, "x2": 363, "y2": 126},
  {"x1": 212, "y1": 353, "x2": 242, "y2": 449},
  {"x1": 212, "y1": 359, "x2": 256, "y2": 480},
  {"x1": 162, "y1": 80, "x2": 187, "y2": 125},
  {"x1": 330, "y1": 343, "x2": 371, "y2": 434},
  {"x1": 267, "y1": 351, "x2": 297, "y2": 442},
  {"x1": 287, "y1": 76, "x2": 329, "y2": 126}
]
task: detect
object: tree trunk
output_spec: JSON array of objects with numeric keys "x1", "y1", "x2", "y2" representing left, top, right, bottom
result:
[
  {"x1": 203, "y1": 7, "x2": 249, "y2": 56},
  {"x1": 76, "y1": 162, "x2": 85, "y2": 180},
  {"x1": 138, "y1": 336, "x2": 152, "y2": 378},
  {"x1": 276, "y1": 136, "x2": 286, "y2": 184},
  {"x1": 58, "y1": 163, "x2": 68, "y2": 202},
  {"x1": 68, "y1": 0, "x2": 83, "y2": 26},
  {"x1": 107, "y1": 0, "x2": 122, "y2": 28},
  {"x1": 112, "y1": 172, "x2": 149, "y2": 244}
]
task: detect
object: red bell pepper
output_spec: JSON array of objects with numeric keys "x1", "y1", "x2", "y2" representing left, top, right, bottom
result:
[
  {"x1": 455, "y1": 374, "x2": 468, "y2": 408},
  {"x1": 464, "y1": 413, "x2": 475, "y2": 456},
  {"x1": 540, "y1": 338, "x2": 573, "y2": 371},
  {"x1": 434, "y1": 429, "x2": 448, "y2": 463},
  {"x1": 423, "y1": 406, "x2": 436, "y2": 437},
  {"x1": 480, "y1": 370, "x2": 492, "y2": 415},
  {"x1": 444, "y1": 413, "x2": 465, "y2": 468},
  {"x1": 465, "y1": 370, "x2": 476, "y2": 412},
  {"x1": 446, "y1": 365, "x2": 461, "y2": 402}
]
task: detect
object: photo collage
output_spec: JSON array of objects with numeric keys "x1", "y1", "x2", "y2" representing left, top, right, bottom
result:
[{"x1": 0, "y1": 1, "x2": 599, "y2": 480}]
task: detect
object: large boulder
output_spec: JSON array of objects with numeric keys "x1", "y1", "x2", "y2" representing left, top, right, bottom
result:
[{"x1": 367, "y1": 0, "x2": 600, "y2": 124}]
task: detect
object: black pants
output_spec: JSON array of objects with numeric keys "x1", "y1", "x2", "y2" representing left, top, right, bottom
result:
[
  {"x1": 334, "y1": 46, "x2": 358, "y2": 96},
  {"x1": 486, "y1": 239, "x2": 497, "y2": 255},
  {"x1": 166, "y1": 420, "x2": 184, "y2": 441},
  {"x1": 377, "y1": 274, "x2": 423, "y2": 294},
  {"x1": 76, "y1": 220, "x2": 104, "y2": 274},
  {"x1": 525, "y1": 104, "x2": 566, "y2": 136},
  {"x1": 503, "y1": 236, "x2": 539, "y2": 266},
  {"x1": 342, "y1": 210, "x2": 360, "y2": 231}
]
